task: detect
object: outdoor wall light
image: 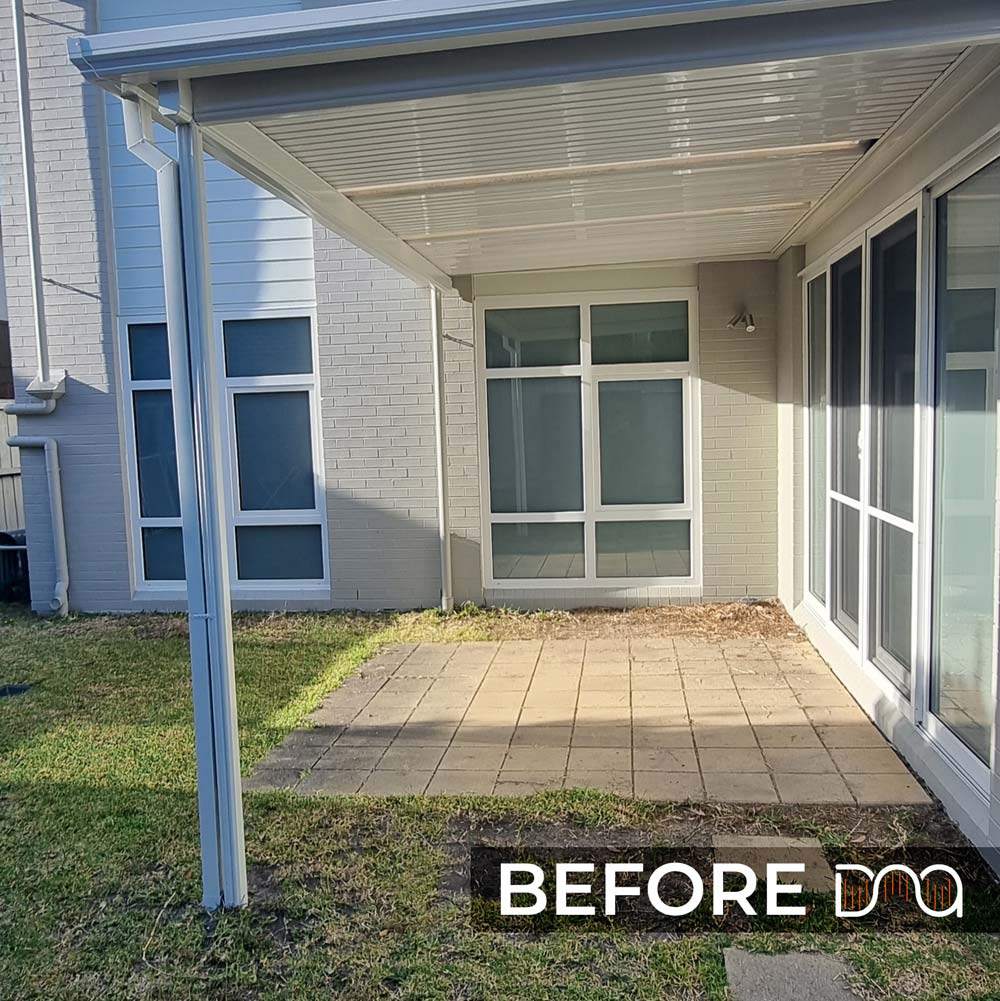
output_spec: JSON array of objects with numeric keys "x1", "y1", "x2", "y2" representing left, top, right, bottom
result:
[{"x1": 727, "y1": 310, "x2": 757, "y2": 334}]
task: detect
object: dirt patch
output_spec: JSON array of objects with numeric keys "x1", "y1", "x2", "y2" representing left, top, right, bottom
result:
[
  {"x1": 466, "y1": 803, "x2": 962, "y2": 851},
  {"x1": 4, "y1": 599, "x2": 800, "y2": 646},
  {"x1": 396, "y1": 600, "x2": 803, "y2": 642}
]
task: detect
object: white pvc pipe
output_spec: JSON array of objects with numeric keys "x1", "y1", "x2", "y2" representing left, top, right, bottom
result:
[
  {"x1": 7, "y1": 436, "x2": 68, "y2": 616},
  {"x1": 122, "y1": 96, "x2": 248, "y2": 910},
  {"x1": 429, "y1": 287, "x2": 454, "y2": 612},
  {"x1": 10, "y1": 0, "x2": 49, "y2": 387},
  {"x1": 5, "y1": 398, "x2": 55, "y2": 416}
]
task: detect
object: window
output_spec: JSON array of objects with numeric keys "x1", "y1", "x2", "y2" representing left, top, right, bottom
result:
[
  {"x1": 0, "y1": 319, "x2": 13, "y2": 401},
  {"x1": 479, "y1": 292, "x2": 699, "y2": 586},
  {"x1": 224, "y1": 316, "x2": 326, "y2": 584},
  {"x1": 123, "y1": 316, "x2": 327, "y2": 588},
  {"x1": 123, "y1": 323, "x2": 184, "y2": 581},
  {"x1": 930, "y1": 160, "x2": 999, "y2": 762}
]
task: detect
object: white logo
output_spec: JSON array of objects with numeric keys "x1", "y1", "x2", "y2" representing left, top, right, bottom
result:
[{"x1": 835, "y1": 864, "x2": 963, "y2": 918}]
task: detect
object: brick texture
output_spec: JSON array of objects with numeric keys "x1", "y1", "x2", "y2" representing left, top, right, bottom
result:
[
  {"x1": 698, "y1": 261, "x2": 779, "y2": 600},
  {"x1": 312, "y1": 224, "x2": 441, "y2": 609},
  {"x1": 0, "y1": 1, "x2": 133, "y2": 612}
]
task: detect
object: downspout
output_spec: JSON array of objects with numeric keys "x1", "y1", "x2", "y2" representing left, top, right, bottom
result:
[
  {"x1": 119, "y1": 97, "x2": 199, "y2": 576},
  {"x1": 429, "y1": 287, "x2": 454, "y2": 612},
  {"x1": 4, "y1": 0, "x2": 66, "y2": 415},
  {"x1": 122, "y1": 94, "x2": 249, "y2": 909},
  {"x1": 6, "y1": 437, "x2": 68, "y2": 615},
  {"x1": 5, "y1": 0, "x2": 67, "y2": 617}
]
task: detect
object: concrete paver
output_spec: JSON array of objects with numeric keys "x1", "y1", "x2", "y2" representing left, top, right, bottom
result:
[{"x1": 246, "y1": 638, "x2": 928, "y2": 803}]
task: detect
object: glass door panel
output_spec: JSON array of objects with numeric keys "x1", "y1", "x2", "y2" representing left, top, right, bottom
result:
[
  {"x1": 931, "y1": 161, "x2": 1000, "y2": 762},
  {"x1": 830, "y1": 248, "x2": 863, "y2": 642},
  {"x1": 807, "y1": 275, "x2": 828, "y2": 603},
  {"x1": 832, "y1": 501, "x2": 860, "y2": 643},
  {"x1": 867, "y1": 212, "x2": 917, "y2": 693}
]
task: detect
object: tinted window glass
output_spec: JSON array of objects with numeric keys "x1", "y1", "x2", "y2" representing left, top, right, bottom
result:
[
  {"x1": 591, "y1": 301, "x2": 688, "y2": 364},
  {"x1": 484, "y1": 307, "x2": 580, "y2": 368},
  {"x1": 487, "y1": 377, "x2": 583, "y2": 513},
  {"x1": 224, "y1": 317, "x2": 313, "y2": 377}
]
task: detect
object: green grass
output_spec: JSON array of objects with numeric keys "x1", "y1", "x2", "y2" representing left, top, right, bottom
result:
[{"x1": 1, "y1": 606, "x2": 998, "y2": 1000}]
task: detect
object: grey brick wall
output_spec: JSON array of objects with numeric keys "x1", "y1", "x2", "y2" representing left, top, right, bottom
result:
[
  {"x1": 698, "y1": 260, "x2": 779, "y2": 600},
  {"x1": 313, "y1": 224, "x2": 442, "y2": 610},
  {"x1": 0, "y1": 1, "x2": 133, "y2": 613},
  {"x1": 440, "y1": 291, "x2": 482, "y2": 605}
]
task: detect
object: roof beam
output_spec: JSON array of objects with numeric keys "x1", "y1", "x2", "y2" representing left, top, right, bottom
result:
[
  {"x1": 343, "y1": 142, "x2": 867, "y2": 199},
  {"x1": 187, "y1": 0, "x2": 1000, "y2": 124},
  {"x1": 398, "y1": 202, "x2": 814, "y2": 243},
  {"x1": 202, "y1": 122, "x2": 453, "y2": 289}
]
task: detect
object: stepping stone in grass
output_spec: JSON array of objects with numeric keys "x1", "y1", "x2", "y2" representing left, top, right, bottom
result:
[{"x1": 724, "y1": 948, "x2": 862, "y2": 1001}]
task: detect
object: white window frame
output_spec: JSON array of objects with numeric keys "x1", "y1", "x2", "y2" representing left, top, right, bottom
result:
[
  {"x1": 801, "y1": 153, "x2": 1000, "y2": 795},
  {"x1": 120, "y1": 313, "x2": 183, "y2": 594},
  {"x1": 120, "y1": 309, "x2": 330, "y2": 597},
  {"x1": 218, "y1": 307, "x2": 329, "y2": 594},
  {"x1": 475, "y1": 288, "x2": 702, "y2": 591}
]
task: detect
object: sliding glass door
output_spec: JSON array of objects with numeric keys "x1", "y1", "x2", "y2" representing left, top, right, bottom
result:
[
  {"x1": 809, "y1": 218, "x2": 920, "y2": 683},
  {"x1": 867, "y1": 212, "x2": 918, "y2": 694},
  {"x1": 930, "y1": 159, "x2": 1000, "y2": 765},
  {"x1": 805, "y1": 161, "x2": 999, "y2": 790},
  {"x1": 829, "y1": 248, "x2": 863, "y2": 644}
]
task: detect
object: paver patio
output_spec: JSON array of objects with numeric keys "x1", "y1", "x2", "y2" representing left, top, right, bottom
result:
[{"x1": 247, "y1": 637, "x2": 930, "y2": 804}]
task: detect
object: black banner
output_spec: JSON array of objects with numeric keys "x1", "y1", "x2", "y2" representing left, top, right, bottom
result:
[{"x1": 470, "y1": 845, "x2": 1000, "y2": 933}]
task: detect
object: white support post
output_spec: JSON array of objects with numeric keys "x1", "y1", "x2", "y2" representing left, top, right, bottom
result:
[
  {"x1": 429, "y1": 287, "x2": 454, "y2": 612},
  {"x1": 173, "y1": 120, "x2": 247, "y2": 909}
]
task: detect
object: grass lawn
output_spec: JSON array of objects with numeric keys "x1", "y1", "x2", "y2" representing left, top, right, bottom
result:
[{"x1": 1, "y1": 604, "x2": 998, "y2": 1000}]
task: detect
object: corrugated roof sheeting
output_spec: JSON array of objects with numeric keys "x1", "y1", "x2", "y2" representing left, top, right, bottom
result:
[{"x1": 254, "y1": 45, "x2": 965, "y2": 273}]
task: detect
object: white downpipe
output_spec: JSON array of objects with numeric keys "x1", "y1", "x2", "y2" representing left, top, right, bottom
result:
[
  {"x1": 429, "y1": 287, "x2": 454, "y2": 612},
  {"x1": 4, "y1": 0, "x2": 64, "y2": 416},
  {"x1": 10, "y1": 0, "x2": 47, "y2": 383},
  {"x1": 6, "y1": 436, "x2": 68, "y2": 616},
  {"x1": 122, "y1": 96, "x2": 247, "y2": 910}
]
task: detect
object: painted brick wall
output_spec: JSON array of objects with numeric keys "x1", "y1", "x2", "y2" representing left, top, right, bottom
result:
[
  {"x1": 0, "y1": 1, "x2": 134, "y2": 613},
  {"x1": 441, "y1": 292, "x2": 482, "y2": 605},
  {"x1": 312, "y1": 224, "x2": 441, "y2": 610},
  {"x1": 698, "y1": 260, "x2": 779, "y2": 600},
  {"x1": 438, "y1": 265, "x2": 781, "y2": 609}
]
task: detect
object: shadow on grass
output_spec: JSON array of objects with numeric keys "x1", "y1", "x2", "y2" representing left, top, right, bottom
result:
[
  {"x1": 1, "y1": 778, "x2": 736, "y2": 1001},
  {"x1": 0, "y1": 606, "x2": 397, "y2": 772}
]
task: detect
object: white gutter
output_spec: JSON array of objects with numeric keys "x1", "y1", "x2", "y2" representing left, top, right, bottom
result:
[
  {"x1": 6, "y1": 436, "x2": 68, "y2": 616},
  {"x1": 429, "y1": 287, "x2": 454, "y2": 613},
  {"x1": 6, "y1": 0, "x2": 65, "y2": 416},
  {"x1": 66, "y1": 0, "x2": 867, "y2": 83}
]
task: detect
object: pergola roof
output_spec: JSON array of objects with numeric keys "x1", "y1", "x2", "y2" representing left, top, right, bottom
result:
[{"x1": 69, "y1": 0, "x2": 1000, "y2": 286}]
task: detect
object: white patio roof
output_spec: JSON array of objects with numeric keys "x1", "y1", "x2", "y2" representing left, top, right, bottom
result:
[
  {"x1": 60, "y1": 0, "x2": 1000, "y2": 910},
  {"x1": 69, "y1": 0, "x2": 1000, "y2": 285}
]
